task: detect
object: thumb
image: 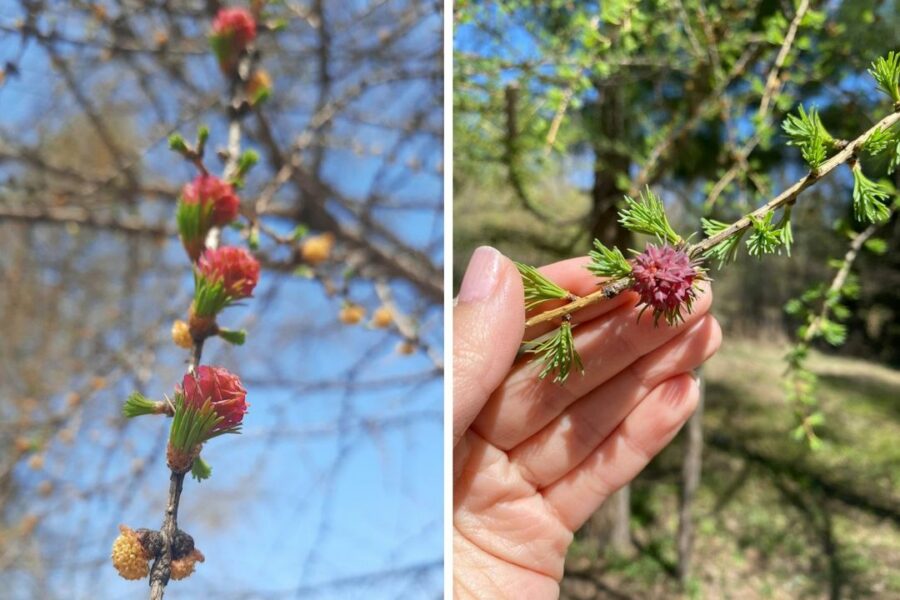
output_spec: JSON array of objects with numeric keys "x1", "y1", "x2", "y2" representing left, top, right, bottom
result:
[{"x1": 453, "y1": 246, "x2": 524, "y2": 446}]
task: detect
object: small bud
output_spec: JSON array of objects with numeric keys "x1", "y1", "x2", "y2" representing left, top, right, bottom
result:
[
  {"x1": 38, "y1": 480, "x2": 53, "y2": 497},
  {"x1": 236, "y1": 149, "x2": 260, "y2": 178},
  {"x1": 396, "y1": 341, "x2": 416, "y2": 355},
  {"x1": 111, "y1": 525, "x2": 150, "y2": 581},
  {"x1": 339, "y1": 304, "x2": 366, "y2": 325},
  {"x1": 248, "y1": 69, "x2": 272, "y2": 105},
  {"x1": 153, "y1": 30, "x2": 169, "y2": 47},
  {"x1": 27, "y1": 454, "x2": 44, "y2": 470},
  {"x1": 300, "y1": 233, "x2": 335, "y2": 265},
  {"x1": 171, "y1": 320, "x2": 193, "y2": 349},
  {"x1": 371, "y1": 306, "x2": 393, "y2": 328},
  {"x1": 168, "y1": 133, "x2": 188, "y2": 153},
  {"x1": 197, "y1": 125, "x2": 210, "y2": 147}
]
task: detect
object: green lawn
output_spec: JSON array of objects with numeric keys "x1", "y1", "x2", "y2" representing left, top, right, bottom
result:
[{"x1": 562, "y1": 337, "x2": 900, "y2": 599}]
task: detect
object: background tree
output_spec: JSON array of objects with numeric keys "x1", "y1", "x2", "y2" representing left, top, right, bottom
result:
[{"x1": 0, "y1": 1, "x2": 443, "y2": 597}]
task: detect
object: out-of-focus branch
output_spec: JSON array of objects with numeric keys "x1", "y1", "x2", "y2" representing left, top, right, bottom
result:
[
  {"x1": 705, "y1": 0, "x2": 811, "y2": 210},
  {"x1": 252, "y1": 111, "x2": 443, "y2": 302},
  {"x1": 0, "y1": 206, "x2": 170, "y2": 237},
  {"x1": 802, "y1": 222, "x2": 879, "y2": 344}
]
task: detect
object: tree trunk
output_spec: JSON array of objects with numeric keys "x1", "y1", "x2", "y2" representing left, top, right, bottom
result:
[
  {"x1": 677, "y1": 371, "x2": 705, "y2": 582},
  {"x1": 589, "y1": 85, "x2": 632, "y2": 251},
  {"x1": 587, "y1": 486, "x2": 633, "y2": 556},
  {"x1": 586, "y1": 84, "x2": 634, "y2": 556},
  {"x1": 608, "y1": 485, "x2": 632, "y2": 551}
]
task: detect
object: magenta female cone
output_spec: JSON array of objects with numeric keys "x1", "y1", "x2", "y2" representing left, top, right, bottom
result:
[
  {"x1": 197, "y1": 246, "x2": 261, "y2": 300},
  {"x1": 181, "y1": 366, "x2": 249, "y2": 430},
  {"x1": 631, "y1": 244, "x2": 700, "y2": 325},
  {"x1": 210, "y1": 8, "x2": 257, "y2": 73},
  {"x1": 177, "y1": 174, "x2": 241, "y2": 262}
]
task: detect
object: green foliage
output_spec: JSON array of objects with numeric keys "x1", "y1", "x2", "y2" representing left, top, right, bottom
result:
[
  {"x1": 168, "y1": 133, "x2": 188, "y2": 153},
  {"x1": 192, "y1": 272, "x2": 231, "y2": 317},
  {"x1": 191, "y1": 456, "x2": 213, "y2": 482},
  {"x1": 819, "y1": 319, "x2": 847, "y2": 346},
  {"x1": 169, "y1": 393, "x2": 241, "y2": 454},
  {"x1": 515, "y1": 262, "x2": 571, "y2": 310},
  {"x1": 782, "y1": 106, "x2": 834, "y2": 169},
  {"x1": 176, "y1": 199, "x2": 214, "y2": 246},
  {"x1": 586, "y1": 239, "x2": 632, "y2": 279},
  {"x1": 522, "y1": 320, "x2": 583, "y2": 384},
  {"x1": 122, "y1": 392, "x2": 158, "y2": 418},
  {"x1": 779, "y1": 211, "x2": 890, "y2": 448},
  {"x1": 861, "y1": 126, "x2": 894, "y2": 155},
  {"x1": 868, "y1": 51, "x2": 900, "y2": 103},
  {"x1": 746, "y1": 211, "x2": 792, "y2": 258},
  {"x1": 863, "y1": 126, "x2": 900, "y2": 174},
  {"x1": 197, "y1": 125, "x2": 210, "y2": 147},
  {"x1": 851, "y1": 164, "x2": 891, "y2": 224},
  {"x1": 779, "y1": 207, "x2": 794, "y2": 257},
  {"x1": 890, "y1": 139, "x2": 900, "y2": 175},
  {"x1": 218, "y1": 328, "x2": 247, "y2": 345},
  {"x1": 618, "y1": 188, "x2": 682, "y2": 245},
  {"x1": 864, "y1": 237, "x2": 888, "y2": 255},
  {"x1": 293, "y1": 265, "x2": 314, "y2": 279},
  {"x1": 700, "y1": 218, "x2": 744, "y2": 267},
  {"x1": 236, "y1": 149, "x2": 259, "y2": 180}
]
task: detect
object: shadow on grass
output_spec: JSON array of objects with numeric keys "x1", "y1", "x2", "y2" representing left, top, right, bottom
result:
[
  {"x1": 703, "y1": 376, "x2": 899, "y2": 599},
  {"x1": 566, "y1": 364, "x2": 900, "y2": 599},
  {"x1": 817, "y1": 370, "x2": 900, "y2": 419}
]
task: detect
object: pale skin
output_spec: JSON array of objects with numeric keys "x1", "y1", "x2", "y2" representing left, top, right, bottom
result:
[{"x1": 453, "y1": 247, "x2": 721, "y2": 599}]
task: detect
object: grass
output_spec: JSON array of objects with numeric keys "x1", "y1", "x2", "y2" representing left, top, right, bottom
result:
[{"x1": 562, "y1": 337, "x2": 900, "y2": 599}]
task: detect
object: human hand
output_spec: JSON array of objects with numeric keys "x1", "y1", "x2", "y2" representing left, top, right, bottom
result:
[{"x1": 453, "y1": 246, "x2": 721, "y2": 599}]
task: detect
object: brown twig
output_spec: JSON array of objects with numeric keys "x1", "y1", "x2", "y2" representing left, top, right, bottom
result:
[{"x1": 147, "y1": 472, "x2": 185, "y2": 599}]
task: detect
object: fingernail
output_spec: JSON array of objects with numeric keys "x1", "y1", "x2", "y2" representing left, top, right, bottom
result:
[{"x1": 458, "y1": 246, "x2": 502, "y2": 304}]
